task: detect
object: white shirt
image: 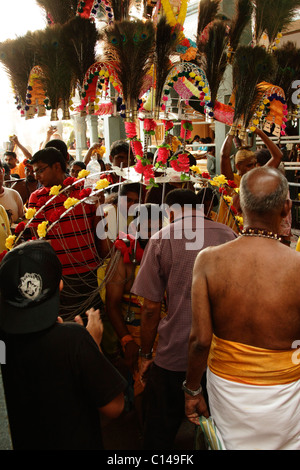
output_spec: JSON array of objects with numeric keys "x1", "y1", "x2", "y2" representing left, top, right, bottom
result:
[{"x1": 0, "y1": 187, "x2": 24, "y2": 222}]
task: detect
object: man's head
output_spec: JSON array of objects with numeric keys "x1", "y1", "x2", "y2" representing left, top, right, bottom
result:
[
  {"x1": 165, "y1": 188, "x2": 199, "y2": 222},
  {"x1": 23, "y1": 159, "x2": 36, "y2": 183},
  {"x1": 0, "y1": 240, "x2": 62, "y2": 334},
  {"x1": 30, "y1": 147, "x2": 66, "y2": 187},
  {"x1": 4, "y1": 151, "x2": 18, "y2": 170},
  {"x1": 70, "y1": 160, "x2": 86, "y2": 178},
  {"x1": 235, "y1": 147, "x2": 256, "y2": 176},
  {"x1": 240, "y1": 167, "x2": 291, "y2": 228},
  {"x1": 128, "y1": 203, "x2": 163, "y2": 248},
  {"x1": 45, "y1": 139, "x2": 69, "y2": 162},
  {"x1": 109, "y1": 140, "x2": 134, "y2": 167}
]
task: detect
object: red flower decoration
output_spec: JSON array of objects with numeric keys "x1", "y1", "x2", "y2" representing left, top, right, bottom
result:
[
  {"x1": 219, "y1": 187, "x2": 228, "y2": 196},
  {"x1": 201, "y1": 172, "x2": 211, "y2": 179},
  {"x1": 47, "y1": 208, "x2": 65, "y2": 223},
  {"x1": 124, "y1": 121, "x2": 137, "y2": 139},
  {"x1": 156, "y1": 146, "x2": 169, "y2": 165},
  {"x1": 170, "y1": 153, "x2": 190, "y2": 173},
  {"x1": 227, "y1": 180, "x2": 237, "y2": 188},
  {"x1": 131, "y1": 139, "x2": 143, "y2": 157},
  {"x1": 79, "y1": 188, "x2": 92, "y2": 198},
  {"x1": 14, "y1": 221, "x2": 26, "y2": 234},
  {"x1": 162, "y1": 120, "x2": 174, "y2": 132},
  {"x1": 63, "y1": 177, "x2": 76, "y2": 187},
  {"x1": 143, "y1": 118, "x2": 157, "y2": 133}
]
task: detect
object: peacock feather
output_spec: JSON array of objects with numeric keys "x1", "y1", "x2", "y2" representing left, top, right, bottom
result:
[{"x1": 103, "y1": 19, "x2": 155, "y2": 115}]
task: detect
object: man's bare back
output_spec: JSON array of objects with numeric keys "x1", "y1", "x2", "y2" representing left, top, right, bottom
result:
[{"x1": 193, "y1": 234, "x2": 300, "y2": 350}]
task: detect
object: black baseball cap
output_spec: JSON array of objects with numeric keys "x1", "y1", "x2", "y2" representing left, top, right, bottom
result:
[{"x1": 0, "y1": 240, "x2": 62, "y2": 334}]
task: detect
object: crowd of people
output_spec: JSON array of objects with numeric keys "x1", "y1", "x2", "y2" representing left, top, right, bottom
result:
[{"x1": 0, "y1": 124, "x2": 300, "y2": 451}]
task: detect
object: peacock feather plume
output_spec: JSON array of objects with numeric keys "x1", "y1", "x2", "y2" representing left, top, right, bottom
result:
[
  {"x1": 30, "y1": 25, "x2": 75, "y2": 113},
  {"x1": 196, "y1": 19, "x2": 229, "y2": 106},
  {"x1": 35, "y1": 0, "x2": 78, "y2": 24},
  {"x1": 228, "y1": 0, "x2": 253, "y2": 56},
  {"x1": 253, "y1": 0, "x2": 300, "y2": 47},
  {"x1": 154, "y1": 16, "x2": 181, "y2": 111},
  {"x1": 103, "y1": 19, "x2": 155, "y2": 117},
  {"x1": 232, "y1": 45, "x2": 276, "y2": 130},
  {"x1": 273, "y1": 41, "x2": 300, "y2": 111},
  {"x1": 197, "y1": 0, "x2": 222, "y2": 38},
  {"x1": 61, "y1": 16, "x2": 99, "y2": 92},
  {"x1": 0, "y1": 32, "x2": 37, "y2": 106}
]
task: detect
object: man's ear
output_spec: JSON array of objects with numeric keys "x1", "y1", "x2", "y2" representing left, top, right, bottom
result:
[
  {"x1": 281, "y1": 198, "x2": 292, "y2": 219},
  {"x1": 109, "y1": 154, "x2": 113, "y2": 164}
]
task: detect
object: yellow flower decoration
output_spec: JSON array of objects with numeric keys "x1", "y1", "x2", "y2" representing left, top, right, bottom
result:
[
  {"x1": 25, "y1": 207, "x2": 36, "y2": 220},
  {"x1": 95, "y1": 179, "x2": 110, "y2": 190},
  {"x1": 49, "y1": 185, "x2": 62, "y2": 196},
  {"x1": 223, "y1": 195, "x2": 233, "y2": 204},
  {"x1": 190, "y1": 165, "x2": 201, "y2": 174},
  {"x1": 234, "y1": 187, "x2": 240, "y2": 194},
  {"x1": 77, "y1": 169, "x2": 90, "y2": 179},
  {"x1": 213, "y1": 174, "x2": 228, "y2": 186},
  {"x1": 5, "y1": 235, "x2": 16, "y2": 251},
  {"x1": 37, "y1": 221, "x2": 48, "y2": 239},
  {"x1": 235, "y1": 216, "x2": 243, "y2": 227},
  {"x1": 209, "y1": 180, "x2": 220, "y2": 187},
  {"x1": 64, "y1": 197, "x2": 79, "y2": 210}
]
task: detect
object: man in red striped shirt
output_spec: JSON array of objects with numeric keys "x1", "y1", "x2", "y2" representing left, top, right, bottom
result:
[{"x1": 28, "y1": 147, "x2": 107, "y2": 321}]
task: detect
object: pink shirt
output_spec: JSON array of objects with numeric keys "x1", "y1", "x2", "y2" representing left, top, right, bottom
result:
[{"x1": 131, "y1": 211, "x2": 237, "y2": 371}]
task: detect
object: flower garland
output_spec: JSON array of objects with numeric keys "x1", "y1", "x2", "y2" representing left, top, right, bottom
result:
[
  {"x1": 169, "y1": 152, "x2": 190, "y2": 175},
  {"x1": 180, "y1": 120, "x2": 193, "y2": 141},
  {"x1": 161, "y1": 0, "x2": 188, "y2": 27}
]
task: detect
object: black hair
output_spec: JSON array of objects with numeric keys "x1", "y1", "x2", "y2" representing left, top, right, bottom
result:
[
  {"x1": 110, "y1": 140, "x2": 130, "y2": 157},
  {"x1": 120, "y1": 182, "x2": 142, "y2": 197},
  {"x1": 72, "y1": 160, "x2": 86, "y2": 170},
  {"x1": 255, "y1": 148, "x2": 271, "y2": 166},
  {"x1": 165, "y1": 188, "x2": 198, "y2": 208},
  {"x1": 45, "y1": 139, "x2": 68, "y2": 161},
  {"x1": 4, "y1": 151, "x2": 17, "y2": 159},
  {"x1": 30, "y1": 147, "x2": 66, "y2": 173}
]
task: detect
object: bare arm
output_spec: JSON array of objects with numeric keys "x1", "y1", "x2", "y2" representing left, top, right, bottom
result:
[
  {"x1": 220, "y1": 133, "x2": 234, "y2": 180},
  {"x1": 10, "y1": 135, "x2": 32, "y2": 160},
  {"x1": 83, "y1": 143, "x2": 103, "y2": 166},
  {"x1": 105, "y1": 257, "x2": 139, "y2": 372},
  {"x1": 184, "y1": 250, "x2": 213, "y2": 424},
  {"x1": 139, "y1": 298, "x2": 162, "y2": 385},
  {"x1": 255, "y1": 128, "x2": 282, "y2": 168},
  {"x1": 98, "y1": 392, "x2": 125, "y2": 419}
]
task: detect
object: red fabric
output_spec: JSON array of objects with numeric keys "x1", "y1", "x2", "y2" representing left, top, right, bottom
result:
[{"x1": 114, "y1": 233, "x2": 144, "y2": 264}]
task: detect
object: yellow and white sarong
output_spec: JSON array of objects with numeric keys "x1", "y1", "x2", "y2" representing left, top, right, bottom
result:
[{"x1": 207, "y1": 334, "x2": 300, "y2": 450}]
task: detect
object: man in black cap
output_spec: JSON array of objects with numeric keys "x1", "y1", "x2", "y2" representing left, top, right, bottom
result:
[{"x1": 0, "y1": 240, "x2": 127, "y2": 450}]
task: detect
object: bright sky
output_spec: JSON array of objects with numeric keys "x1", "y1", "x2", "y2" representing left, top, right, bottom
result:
[{"x1": 0, "y1": 1, "x2": 46, "y2": 150}]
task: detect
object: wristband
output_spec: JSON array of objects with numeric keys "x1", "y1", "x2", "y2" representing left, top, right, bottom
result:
[
  {"x1": 182, "y1": 380, "x2": 202, "y2": 396},
  {"x1": 120, "y1": 334, "x2": 134, "y2": 351},
  {"x1": 138, "y1": 348, "x2": 153, "y2": 359}
]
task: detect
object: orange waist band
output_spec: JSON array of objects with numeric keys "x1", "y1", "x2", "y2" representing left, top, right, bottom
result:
[{"x1": 208, "y1": 334, "x2": 300, "y2": 385}]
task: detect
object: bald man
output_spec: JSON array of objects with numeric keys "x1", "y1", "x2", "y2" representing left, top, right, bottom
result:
[{"x1": 184, "y1": 167, "x2": 300, "y2": 450}]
